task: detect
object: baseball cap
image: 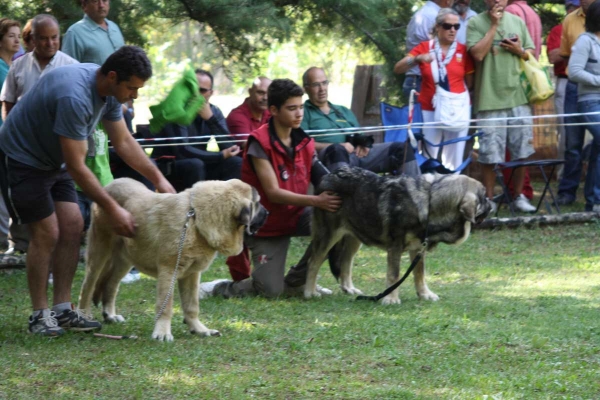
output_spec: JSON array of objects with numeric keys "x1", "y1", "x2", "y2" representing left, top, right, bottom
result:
[{"x1": 565, "y1": 0, "x2": 580, "y2": 7}]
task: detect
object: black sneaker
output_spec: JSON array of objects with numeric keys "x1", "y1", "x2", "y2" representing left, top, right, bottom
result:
[
  {"x1": 554, "y1": 194, "x2": 575, "y2": 206},
  {"x1": 55, "y1": 307, "x2": 102, "y2": 332},
  {"x1": 28, "y1": 310, "x2": 65, "y2": 337}
]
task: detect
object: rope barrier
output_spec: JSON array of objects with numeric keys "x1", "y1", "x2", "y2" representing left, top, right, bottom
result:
[{"x1": 110, "y1": 109, "x2": 600, "y2": 148}]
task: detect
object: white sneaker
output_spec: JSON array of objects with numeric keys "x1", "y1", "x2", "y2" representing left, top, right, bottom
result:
[
  {"x1": 316, "y1": 284, "x2": 333, "y2": 295},
  {"x1": 513, "y1": 194, "x2": 536, "y2": 213},
  {"x1": 593, "y1": 204, "x2": 600, "y2": 213},
  {"x1": 199, "y1": 279, "x2": 230, "y2": 299},
  {"x1": 489, "y1": 200, "x2": 498, "y2": 215},
  {"x1": 121, "y1": 270, "x2": 141, "y2": 284}
]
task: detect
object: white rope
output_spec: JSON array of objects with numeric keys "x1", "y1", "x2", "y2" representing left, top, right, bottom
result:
[{"x1": 111, "y1": 109, "x2": 600, "y2": 148}]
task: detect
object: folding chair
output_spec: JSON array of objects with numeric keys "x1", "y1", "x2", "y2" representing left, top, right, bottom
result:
[
  {"x1": 493, "y1": 159, "x2": 565, "y2": 217},
  {"x1": 380, "y1": 96, "x2": 480, "y2": 175}
]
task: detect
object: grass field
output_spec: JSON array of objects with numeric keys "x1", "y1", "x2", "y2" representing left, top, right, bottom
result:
[{"x1": 1, "y1": 218, "x2": 599, "y2": 399}]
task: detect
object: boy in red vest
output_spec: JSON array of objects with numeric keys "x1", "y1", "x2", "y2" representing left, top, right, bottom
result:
[{"x1": 200, "y1": 79, "x2": 341, "y2": 298}]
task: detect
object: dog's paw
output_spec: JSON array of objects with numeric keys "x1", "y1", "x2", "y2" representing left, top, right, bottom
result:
[
  {"x1": 418, "y1": 290, "x2": 440, "y2": 301},
  {"x1": 152, "y1": 331, "x2": 174, "y2": 342},
  {"x1": 340, "y1": 285, "x2": 363, "y2": 295},
  {"x1": 102, "y1": 312, "x2": 125, "y2": 323},
  {"x1": 303, "y1": 289, "x2": 321, "y2": 299},
  {"x1": 152, "y1": 320, "x2": 173, "y2": 341},
  {"x1": 191, "y1": 329, "x2": 222, "y2": 337},
  {"x1": 381, "y1": 296, "x2": 402, "y2": 305}
]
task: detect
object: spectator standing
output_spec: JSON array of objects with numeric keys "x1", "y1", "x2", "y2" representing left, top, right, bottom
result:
[
  {"x1": 453, "y1": 0, "x2": 478, "y2": 45},
  {"x1": 151, "y1": 69, "x2": 242, "y2": 192},
  {"x1": 505, "y1": 0, "x2": 543, "y2": 58},
  {"x1": 0, "y1": 46, "x2": 175, "y2": 336},
  {"x1": 226, "y1": 76, "x2": 272, "y2": 142},
  {"x1": 62, "y1": 0, "x2": 125, "y2": 65},
  {"x1": 546, "y1": 0, "x2": 580, "y2": 179},
  {"x1": 0, "y1": 15, "x2": 78, "y2": 266},
  {"x1": 555, "y1": 0, "x2": 593, "y2": 207},
  {"x1": 503, "y1": 0, "x2": 543, "y2": 201},
  {"x1": 567, "y1": 0, "x2": 600, "y2": 212},
  {"x1": 302, "y1": 67, "x2": 420, "y2": 176},
  {"x1": 467, "y1": 0, "x2": 537, "y2": 213},
  {"x1": 395, "y1": 8, "x2": 475, "y2": 172},
  {"x1": 0, "y1": 18, "x2": 20, "y2": 253},
  {"x1": 403, "y1": 0, "x2": 455, "y2": 100},
  {"x1": 200, "y1": 79, "x2": 340, "y2": 299}
]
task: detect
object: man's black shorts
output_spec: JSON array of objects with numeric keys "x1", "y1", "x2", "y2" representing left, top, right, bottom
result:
[{"x1": 0, "y1": 150, "x2": 77, "y2": 224}]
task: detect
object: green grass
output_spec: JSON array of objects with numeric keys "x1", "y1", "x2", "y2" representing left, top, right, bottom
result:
[{"x1": 1, "y1": 221, "x2": 600, "y2": 399}]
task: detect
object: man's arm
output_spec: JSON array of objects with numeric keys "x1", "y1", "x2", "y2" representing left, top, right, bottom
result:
[
  {"x1": 60, "y1": 30, "x2": 83, "y2": 61},
  {"x1": 60, "y1": 136, "x2": 137, "y2": 237},
  {"x1": 251, "y1": 156, "x2": 341, "y2": 212},
  {"x1": 103, "y1": 118, "x2": 175, "y2": 194},
  {"x1": 468, "y1": 6, "x2": 503, "y2": 62},
  {"x1": 1, "y1": 101, "x2": 14, "y2": 121}
]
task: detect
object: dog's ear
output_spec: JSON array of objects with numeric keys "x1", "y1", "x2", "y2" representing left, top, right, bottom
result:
[
  {"x1": 459, "y1": 192, "x2": 478, "y2": 223},
  {"x1": 237, "y1": 202, "x2": 252, "y2": 228}
]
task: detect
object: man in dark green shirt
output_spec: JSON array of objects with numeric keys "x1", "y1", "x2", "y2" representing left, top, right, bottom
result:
[{"x1": 301, "y1": 67, "x2": 419, "y2": 176}]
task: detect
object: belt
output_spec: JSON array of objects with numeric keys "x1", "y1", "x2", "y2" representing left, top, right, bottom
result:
[{"x1": 557, "y1": 75, "x2": 568, "y2": 79}]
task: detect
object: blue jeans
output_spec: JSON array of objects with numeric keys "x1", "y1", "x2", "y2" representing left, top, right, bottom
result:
[
  {"x1": 557, "y1": 80, "x2": 586, "y2": 200},
  {"x1": 401, "y1": 75, "x2": 422, "y2": 103},
  {"x1": 578, "y1": 99, "x2": 600, "y2": 208}
]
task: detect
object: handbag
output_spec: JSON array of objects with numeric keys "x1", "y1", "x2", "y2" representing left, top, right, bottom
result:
[
  {"x1": 429, "y1": 41, "x2": 471, "y2": 132},
  {"x1": 519, "y1": 56, "x2": 554, "y2": 104}
]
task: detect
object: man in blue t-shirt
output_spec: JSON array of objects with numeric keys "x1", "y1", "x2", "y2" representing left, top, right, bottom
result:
[{"x1": 0, "y1": 46, "x2": 175, "y2": 337}]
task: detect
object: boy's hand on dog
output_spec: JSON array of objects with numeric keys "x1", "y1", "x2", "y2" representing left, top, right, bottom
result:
[
  {"x1": 316, "y1": 191, "x2": 342, "y2": 212},
  {"x1": 109, "y1": 206, "x2": 137, "y2": 238}
]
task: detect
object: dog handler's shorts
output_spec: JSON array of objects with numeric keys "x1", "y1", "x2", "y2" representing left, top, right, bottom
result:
[{"x1": 0, "y1": 150, "x2": 78, "y2": 225}]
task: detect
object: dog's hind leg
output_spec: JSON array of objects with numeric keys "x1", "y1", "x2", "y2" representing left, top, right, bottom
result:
[
  {"x1": 179, "y1": 271, "x2": 221, "y2": 337},
  {"x1": 304, "y1": 228, "x2": 346, "y2": 298},
  {"x1": 336, "y1": 235, "x2": 363, "y2": 295},
  {"x1": 100, "y1": 247, "x2": 130, "y2": 323},
  {"x1": 411, "y1": 250, "x2": 439, "y2": 301},
  {"x1": 382, "y1": 246, "x2": 403, "y2": 305},
  {"x1": 78, "y1": 228, "x2": 113, "y2": 317}
]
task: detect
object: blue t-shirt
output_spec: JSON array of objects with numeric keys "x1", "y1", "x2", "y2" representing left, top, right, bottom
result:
[{"x1": 0, "y1": 63, "x2": 122, "y2": 170}]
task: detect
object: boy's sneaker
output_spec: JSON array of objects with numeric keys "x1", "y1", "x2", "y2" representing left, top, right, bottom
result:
[
  {"x1": 199, "y1": 279, "x2": 231, "y2": 299},
  {"x1": 489, "y1": 201, "x2": 498, "y2": 215},
  {"x1": 55, "y1": 307, "x2": 102, "y2": 332},
  {"x1": 121, "y1": 268, "x2": 141, "y2": 284},
  {"x1": 28, "y1": 310, "x2": 65, "y2": 337},
  {"x1": 513, "y1": 194, "x2": 536, "y2": 213},
  {"x1": 0, "y1": 249, "x2": 27, "y2": 269}
]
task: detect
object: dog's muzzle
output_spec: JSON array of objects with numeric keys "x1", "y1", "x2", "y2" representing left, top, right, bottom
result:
[{"x1": 247, "y1": 204, "x2": 269, "y2": 235}]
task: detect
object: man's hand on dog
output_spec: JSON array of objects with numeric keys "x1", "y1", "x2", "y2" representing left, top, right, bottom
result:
[
  {"x1": 109, "y1": 205, "x2": 137, "y2": 238},
  {"x1": 315, "y1": 191, "x2": 342, "y2": 212},
  {"x1": 355, "y1": 145, "x2": 370, "y2": 158},
  {"x1": 154, "y1": 178, "x2": 176, "y2": 194}
]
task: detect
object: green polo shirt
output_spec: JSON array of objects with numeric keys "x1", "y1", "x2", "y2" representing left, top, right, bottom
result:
[
  {"x1": 301, "y1": 100, "x2": 359, "y2": 143},
  {"x1": 62, "y1": 14, "x2": 125, "y2": 65},
  {"x1": 467, "y1": 12, "x2": 534, "y2": 113}
]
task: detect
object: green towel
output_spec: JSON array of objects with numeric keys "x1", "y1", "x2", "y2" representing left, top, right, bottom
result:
[{"x1": 149, "y1": 67, "x2": 205, "y2": 133}]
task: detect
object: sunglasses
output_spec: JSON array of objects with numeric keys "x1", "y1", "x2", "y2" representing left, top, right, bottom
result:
[
  {"x1": 199, "y1": 88, "x2": 212, "y2": 94},
  {"x1": 440, "y1": 23, "x2": 461, "y2": 30}
]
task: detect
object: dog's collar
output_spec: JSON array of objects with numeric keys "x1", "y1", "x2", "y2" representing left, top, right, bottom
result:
[{"x1": 187, "y1": 192, "x2": 196, "y2": 220}]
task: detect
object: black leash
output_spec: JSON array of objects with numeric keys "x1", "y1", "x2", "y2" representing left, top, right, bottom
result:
[
  {"x1": 356, "y1": 175, "x2": 447, "y2": 302},
  {"x1": 356, "y1": 240, "x2": 428, "y2": 302}
]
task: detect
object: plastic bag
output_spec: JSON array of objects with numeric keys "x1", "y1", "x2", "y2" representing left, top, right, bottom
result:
[{"x1": 519, "y1": 57, "x2": 554, "y2": 104}]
